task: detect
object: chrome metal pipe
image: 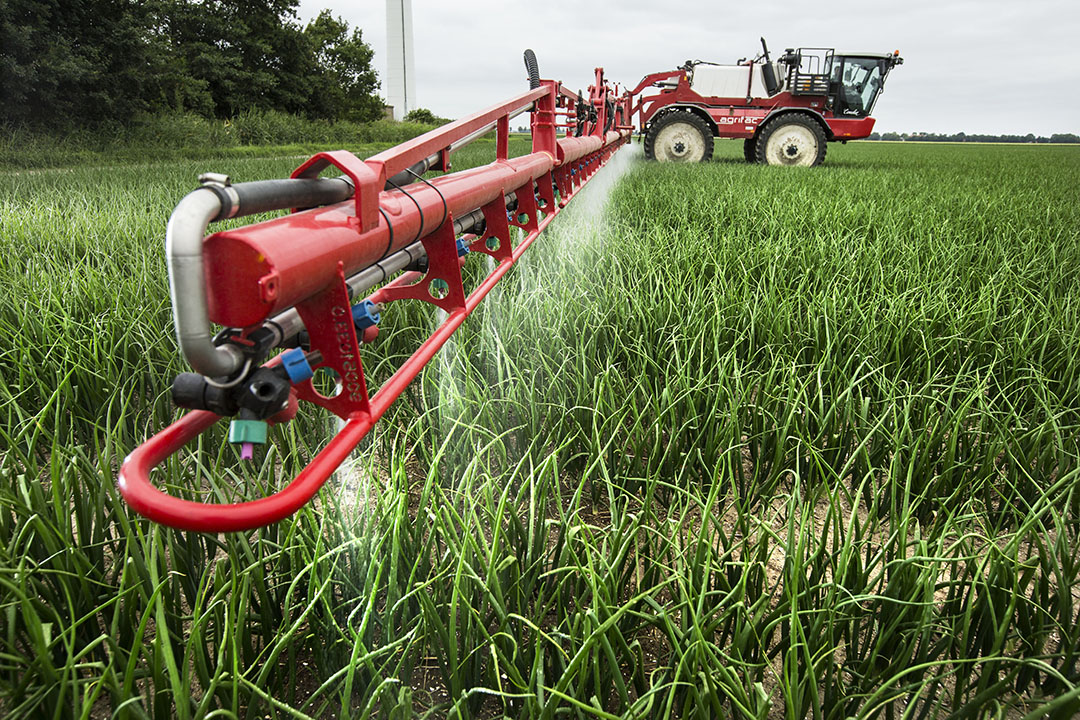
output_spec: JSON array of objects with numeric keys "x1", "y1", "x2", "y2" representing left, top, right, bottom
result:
[
  {"x1": 264, "y1": 200, "x2": 499, "y2": 342},
  {"x1": 384, "y1": 106, "x2": 530, "y2": 188},
  {"x1": 266, "y1": 241, "x2": 427, "y2": 341}
]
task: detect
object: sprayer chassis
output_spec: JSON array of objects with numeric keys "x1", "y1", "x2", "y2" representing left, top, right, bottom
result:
[{"x1": 634, "y1": 73, "x2": 875, "y2": 142}]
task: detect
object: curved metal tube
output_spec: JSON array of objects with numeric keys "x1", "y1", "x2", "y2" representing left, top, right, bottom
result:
[
  {"x1": 167, "y1": 178, "x2": 358, "y2": 377},
  {"x1": 166, "y1": 188, "x2": 245, "y2": 377}
]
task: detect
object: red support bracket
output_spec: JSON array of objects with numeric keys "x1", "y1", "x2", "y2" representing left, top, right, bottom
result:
[
  {"x1": 291, "y1": 262, "x2": 371, "y2": 418},
  {"x1": 431, "y1": 147, "x2": 452, "y2": 172},
  {"x1": 509, "y1": 183, "x2": 540, "y2": 233},
  {"x1": 531, "y1": 81, "x2": 559, "y2": 158},
  {"x1": 377, "y1": 216, "x2": 467, "y2": 313},
  {"x1": 496, "y1": 115, "x2": 509, "y2": 161},
  {"x1": 292, "y1": 150, "x2": 385, "y2": 233},
  {"x1": 473, "y1": 196, "x2": 514, "y2": 262},
  {"x1": 536, "y1": 171, "x2": 556, "y2": 217},
  {"x1": 553, "y1": 168, "x2": 571, "y2": 206}
]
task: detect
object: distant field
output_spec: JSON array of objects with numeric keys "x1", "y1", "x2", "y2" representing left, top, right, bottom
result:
[{"x1": 1, "y1": 139, "x2": 1078, "y2": 718}]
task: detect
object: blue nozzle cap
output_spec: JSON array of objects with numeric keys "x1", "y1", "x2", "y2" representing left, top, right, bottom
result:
[
  {"x1": 281, "y1": 347, "x2": 314, "y2": 384},
  {"x1": 352, "y1": 299, "x2": 381, "y2": 330},
  {"x1": 456, "y1": 236, "x2": 471, "y2": 257}
]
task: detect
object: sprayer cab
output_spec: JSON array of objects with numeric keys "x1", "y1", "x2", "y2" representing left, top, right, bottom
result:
[{"x1": 782, "y1": 47, "x2": 904, "y2": 118}]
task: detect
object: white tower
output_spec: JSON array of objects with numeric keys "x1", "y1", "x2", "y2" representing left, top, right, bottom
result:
[{"x1": 385, "y1": 0, "x2": 415, "y2": 120}]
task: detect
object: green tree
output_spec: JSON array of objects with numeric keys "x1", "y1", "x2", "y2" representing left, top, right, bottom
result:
[
  {"x1": 404, "y1": 108, "x2": 450, "y2": 126},
  {"x1": 170, "y1": 0, "x2": 308, "y2": 118},
  {"x1": 224, "y1": 0, "x2": 312, "y2": 114},
  {"x1": 0, "y1": 0, "x2": 384, "y2": 128},
  {"x1": 0, "y1": 0, "x2": 157, "y2": 127},
  {"x1": 303, "y1": 10, "x2": 382, "y2": 122},
  {"x1": 149, "y1": 0, "x2": 221, "y2": 115}
]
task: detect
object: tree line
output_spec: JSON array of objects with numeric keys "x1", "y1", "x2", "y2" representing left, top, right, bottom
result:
[
  {"x1": 0, "y1": 0, "x2": 383, "y2": 129},
  {"x1": 869, "y1": 132, "x2": 1080, "y2": 144}
]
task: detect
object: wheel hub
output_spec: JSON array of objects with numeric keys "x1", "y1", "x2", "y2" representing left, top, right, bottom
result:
[
  {"x1": 652, "y1": 119, "x2": 707, "y2": 163},
  {"x1": 764, "y1": 123, "x2": 820, "y2": 166}
]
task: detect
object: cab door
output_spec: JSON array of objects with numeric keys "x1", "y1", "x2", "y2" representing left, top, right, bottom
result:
[{"x1": 833, "y1": 57, "x2": 885, "y2": 118}]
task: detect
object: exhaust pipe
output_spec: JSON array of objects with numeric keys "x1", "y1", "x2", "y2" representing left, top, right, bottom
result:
[{"x1": 760, "y1": 37, "x2": 780, "y2": 96}]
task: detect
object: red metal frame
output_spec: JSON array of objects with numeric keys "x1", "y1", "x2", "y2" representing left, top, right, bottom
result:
[{"x1": 118, "y1": 73, "x2": 630, "y2": 532}]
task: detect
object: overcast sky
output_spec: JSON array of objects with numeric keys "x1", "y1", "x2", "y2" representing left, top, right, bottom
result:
[{"x1": 297, "y1": 0, "x2": 1077, "y2": 136}]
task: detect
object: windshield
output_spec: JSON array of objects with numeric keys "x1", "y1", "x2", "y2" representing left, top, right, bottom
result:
[{"x1": 836, "y1": 57, "x2": 884, "y2": 116}]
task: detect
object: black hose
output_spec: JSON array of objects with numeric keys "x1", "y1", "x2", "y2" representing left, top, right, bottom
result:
[
  {"x1": 211, "y1": 177, "x2": 355, "y2": 221},
  {"x1": 385, "y1": 158, "x2": 432, "y2": 190},
  {"x1": 576, "y1": 91, "x2": 586, "y2": 137},
  {"x1": 523, "y1": 49, "x2": 540, "y2": 90}
]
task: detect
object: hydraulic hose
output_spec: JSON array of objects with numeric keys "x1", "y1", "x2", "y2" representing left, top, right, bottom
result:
[
  {"x1": 524, "y1": 49, "x2": 541, "y2": 90},
  {"x1": 205, "y1": 176, "x2": 355, "y2": 222}
]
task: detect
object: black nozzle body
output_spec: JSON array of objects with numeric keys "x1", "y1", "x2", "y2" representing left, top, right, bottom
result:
[
  {"x1": 172, "y1": 366, "x2": 291, "y2": 419},
  {"x1": 172, "y1": 373, "x2": 239, "y2": 416}
]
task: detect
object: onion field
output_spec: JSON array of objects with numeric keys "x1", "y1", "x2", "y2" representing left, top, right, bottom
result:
[{"x1": 1, "y1": 139, "x2": 1079, "y2": 718}]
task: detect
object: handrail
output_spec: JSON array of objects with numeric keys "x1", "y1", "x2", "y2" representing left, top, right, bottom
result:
[{"x1": 369, "y1": 86, "x2": 549, "y2": 179}]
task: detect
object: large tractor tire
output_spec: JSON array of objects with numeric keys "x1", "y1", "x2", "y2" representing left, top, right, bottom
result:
[
  {"x1": 743, "y1": 138, "x2": 758, "y2": 164},
  {"x1": 644, "y1": 111, "x2": 714, "y2": 163},
  {"x1": 755, "y1": 114, "x2": 827, "y2": 167}
]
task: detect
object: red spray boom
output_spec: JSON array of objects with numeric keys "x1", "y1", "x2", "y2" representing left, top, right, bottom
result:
[{"x1": 118, "y1": 53, "x2": 633, "y2": 532}]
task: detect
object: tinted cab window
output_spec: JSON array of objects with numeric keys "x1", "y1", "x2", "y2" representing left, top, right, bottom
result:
[{"x1": 834, "y1": 57, "x2": 884, "y2": 117}]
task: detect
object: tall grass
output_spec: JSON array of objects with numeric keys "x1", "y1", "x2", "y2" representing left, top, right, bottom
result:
[{"x1": 1, "y1": 139, "x2": 1078, "y2": 718}]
